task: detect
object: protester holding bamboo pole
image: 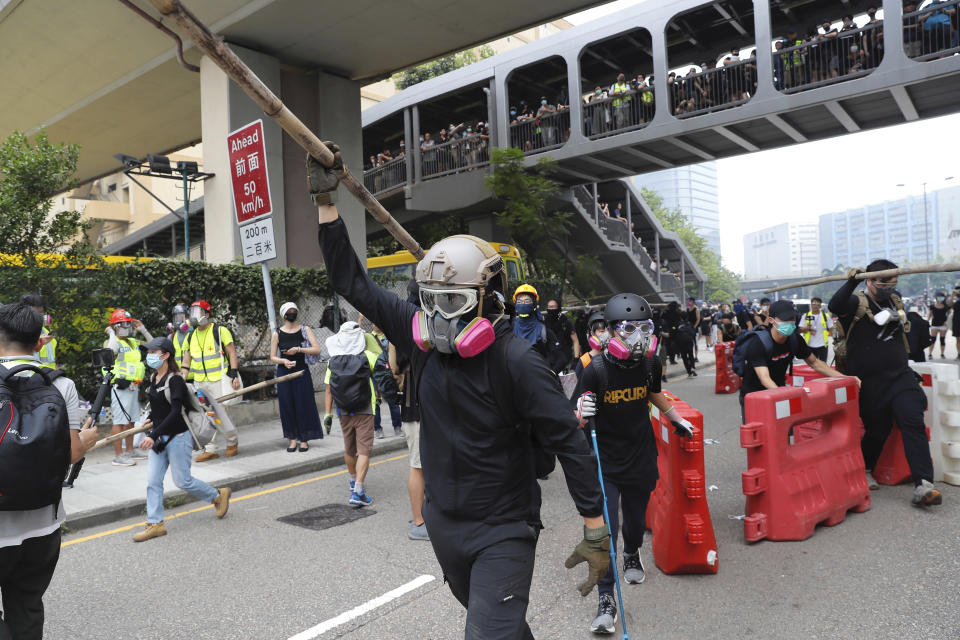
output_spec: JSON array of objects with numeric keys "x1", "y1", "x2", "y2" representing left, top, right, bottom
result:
[
  {"x1": 828, "y1": 260, "x2": 942, "y2": 507},
  {"x1": 133, "y1": 337, "x2": 232, "y2": 542}
]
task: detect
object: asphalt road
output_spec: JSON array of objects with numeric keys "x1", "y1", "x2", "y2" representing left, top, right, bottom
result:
[{"x1": 49, "y1": 370, "x2": 960, "y2": 640}]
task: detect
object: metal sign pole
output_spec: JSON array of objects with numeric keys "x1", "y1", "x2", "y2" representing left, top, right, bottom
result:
[{"x1": 262, "y1": 262, "x2": 277, "y2": 333}]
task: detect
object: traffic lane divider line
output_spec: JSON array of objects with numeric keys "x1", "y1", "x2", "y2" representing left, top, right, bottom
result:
[
  {"x1": 60, "y1": 453, "x2": 408, "y2": 548},
  {"x1": 288, "y1": 574, "x2": 436, "y2": 640}
]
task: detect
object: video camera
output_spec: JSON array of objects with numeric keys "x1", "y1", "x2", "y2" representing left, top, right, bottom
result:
[{"x1": 63, "y1": 348, "x2": 118, "y2": 488}]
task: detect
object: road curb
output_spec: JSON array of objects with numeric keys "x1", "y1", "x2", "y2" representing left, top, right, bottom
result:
[{"x1": 63, "y1": 438, "x2": 409, "y2": 533}]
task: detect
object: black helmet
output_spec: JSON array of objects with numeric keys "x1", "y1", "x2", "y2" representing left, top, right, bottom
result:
[
  {"x1": 588, "y1": 311, "x2": 606, "y2": 330},
  {"x1": 604, "y1": 293, "x2": 652, "y2": 324}
]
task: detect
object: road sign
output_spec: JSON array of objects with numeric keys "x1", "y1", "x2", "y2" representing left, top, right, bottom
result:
[
  {"x1": 227, "y1": 119, "x2": 273, "y2": 223},
  {"x1": 239, "y1": 217, "x2": 278, "y2": 265}
]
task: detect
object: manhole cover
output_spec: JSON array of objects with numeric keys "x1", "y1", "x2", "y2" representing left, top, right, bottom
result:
[{"x1": 278, "y1": 503, "x2": 376, "y2": 531}]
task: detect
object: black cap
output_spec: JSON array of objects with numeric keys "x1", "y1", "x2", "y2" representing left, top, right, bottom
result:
[
  {"x1": 769, "y1": 300, "x2": 797, "y2": 321},
  {"x1": 142, "y1": 336, "x2": 175, "y2": 356}
]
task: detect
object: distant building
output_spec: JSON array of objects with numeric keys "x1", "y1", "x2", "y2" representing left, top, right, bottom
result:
[
  {"x1": 635, "y1": 161, "x2": 721, "y2": 256},
  {"x1": 819, "y1": 184, "x2": 960, "y2": 270},
  {"x1": 743, "y1": 222, "x2": 819, "y2": 280}
]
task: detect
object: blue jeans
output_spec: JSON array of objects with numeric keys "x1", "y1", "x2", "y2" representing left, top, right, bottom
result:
[
  {"x1": 374, "y1": 402, "x2": 401, "y2": 431},
  {"x1": 146, "y1": 432, "x2": 219, "y2": 523}
]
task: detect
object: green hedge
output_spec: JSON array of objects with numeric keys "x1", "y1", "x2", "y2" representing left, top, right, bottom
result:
[{"x1": 0, "y1": 259, "x2": 333, "y2": 398}]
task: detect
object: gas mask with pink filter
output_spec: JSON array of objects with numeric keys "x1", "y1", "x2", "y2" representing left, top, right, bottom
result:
[
  {"x1": 606, "y1": 319, "x2": 657, "y2": 362},
  {"x1": 413, "y1": 287, "x2": 497, "y2": 358}
]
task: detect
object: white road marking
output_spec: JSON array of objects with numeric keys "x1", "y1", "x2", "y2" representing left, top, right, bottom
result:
[{"x1": 288, "y1": 574, "x2": 436, "y2": 639}]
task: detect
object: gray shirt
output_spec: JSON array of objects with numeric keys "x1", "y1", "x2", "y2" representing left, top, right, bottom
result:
[{"x1": 0, "y1": 357, "x2": 82, "y2": 548}]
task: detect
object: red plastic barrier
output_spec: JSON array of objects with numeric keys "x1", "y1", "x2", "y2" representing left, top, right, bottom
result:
[
  {"x1": 740, "y1": 378, "x2": 870, "y2": 542},
  {"x1": 873, "y1": 422, "x2": 931, "y2": 485},
  {"x1": 714, "y1": 342, "x2": 741, "y2": 394},
  {"x1": 646, "y1": 396, "x2": 719, "y2": 573},
  {"x1": 785, "y1": 363, "x2": 823, "y2": 388}
]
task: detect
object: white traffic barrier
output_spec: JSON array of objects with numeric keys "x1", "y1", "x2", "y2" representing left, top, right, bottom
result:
[{"x1": 909, "y1": 362, "x2": 960, "y2": 485}]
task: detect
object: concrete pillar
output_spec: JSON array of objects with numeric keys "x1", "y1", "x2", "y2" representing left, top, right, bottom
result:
[
  {"x1": 467, "y1": 215, "x2": 512, "y2": 243},
  {"x1": 280, "y1": 68, "x2": 319, "y2": 268},
  {"x1": 316, "y1": 71, "x2": 366, "y2": 262},
  {"x1": 201, "y1": 45, "x2": 287, "y2": 266}
]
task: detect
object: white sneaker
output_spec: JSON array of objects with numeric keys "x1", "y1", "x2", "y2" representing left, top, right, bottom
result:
[
  {"x1": 112, "y1": 455, "x2": 135, "y2": 467},
  {"x1": 590, "y1": 593, "x2": 617, "y2": 635},
  {"x1": 126, "y1": 449, "x2": 147, "y2": 461},
  {"x1": 865, "y1": 471, "x2": 879, "y2": 490}
]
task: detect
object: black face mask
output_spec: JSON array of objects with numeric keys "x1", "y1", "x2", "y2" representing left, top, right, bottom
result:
[
  {"x1": 873, "y1": 286, "x2": 893, "y2": 302},
  {"x1": 546, "y1": 309, "x2": 560, "y2": 318},
  {"x1": 284, "y1": 312, "x2": 298, "y2": 322}
]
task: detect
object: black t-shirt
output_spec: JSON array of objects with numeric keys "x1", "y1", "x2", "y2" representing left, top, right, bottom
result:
[
  {"x1": 545, "y1": 312, "x2": 574, "y2": 356},
  {"x1": 573, "y1": 354, "x2": 662, "y2": 489},
  {"x1": 147, "y1": 372, "x2": 189, "y2": 440},
  {"x1": 930, "y1": 304, "x2": 948, "y2": 327},
  {"x1": 740, "y1": 331, "x2": 811, "y2": 395}
]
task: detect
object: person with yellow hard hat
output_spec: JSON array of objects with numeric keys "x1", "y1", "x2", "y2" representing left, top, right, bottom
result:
[
  {"x1": 104, "y1": 308, "x2": 153, "y2": 467},
  {"x1": 181, "y1": 300, "x2": 242, "y2": 461},
  {"x1": 512, "y1": 284, "x2": 566, "y2": 371}
]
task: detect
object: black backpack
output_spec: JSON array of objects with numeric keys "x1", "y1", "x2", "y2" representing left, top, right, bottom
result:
[
  {"x1": 372, "y1": 350, "x2": 402, "y2": 405},
  {"x1": 731, "y1": 327, "x2": 783, "y2": 378},
  {"x1": 328, "y1": 353, "x2": 373, "y2": 412},
  {"x1": 0, "y1": 364, "x2": 71, "y2": 513}
]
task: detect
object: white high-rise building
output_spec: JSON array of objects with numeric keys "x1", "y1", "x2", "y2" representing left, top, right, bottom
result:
[
  {"x1": 743, "y1": 222, "x2": 819, "y2": 280},
  {"x1": 635, "y1": 161, "x2": 721, "y2": 256}
]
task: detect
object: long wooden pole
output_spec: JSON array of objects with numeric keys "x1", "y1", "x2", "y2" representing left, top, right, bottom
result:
[
  {"x1": 144, "y1": 0, "x2": 425, "y2": 260},
  {"x1": 763, "y1": 263, "x2": 960, "y2": 294},
  {"x1": 87, "y1": 370, "x2": 304, "y2": 451}
]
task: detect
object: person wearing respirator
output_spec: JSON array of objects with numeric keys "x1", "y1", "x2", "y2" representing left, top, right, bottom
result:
[
  {"x1": 104, "y1": 308, "x2": 153, "y2": 466},
  {"x1": 311, "y1": 143, "x2": 610, "y2": 639}
]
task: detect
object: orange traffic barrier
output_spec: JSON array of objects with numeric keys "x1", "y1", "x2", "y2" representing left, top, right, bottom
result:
[
  {"x1": 646, "y1": 395, "x2": 719, "y2": 573},
  {"x1": 740, "y1": 377, "x2": 870, "y2": 542},
  {"x1": 714, "y1": 342, "x2": 740, "y2": 394}
]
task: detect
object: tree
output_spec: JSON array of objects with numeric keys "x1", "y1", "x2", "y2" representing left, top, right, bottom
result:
[
  {"x1": 392, "y1": 45, "x2": 495, "y2": 90},
  {"x1": 640, "y1": 187, "x2": 741, "y2": 301},
  {"x1": 486, "y1": 148, "x2": 598, "y2": 299},
  {"x1": 0, "y1": 131, "x2": 93, "y2": 265}
]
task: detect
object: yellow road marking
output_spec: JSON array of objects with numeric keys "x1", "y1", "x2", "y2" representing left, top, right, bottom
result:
[{"x1": 61, "y1": 454, "x2": 407, "y2": 548}]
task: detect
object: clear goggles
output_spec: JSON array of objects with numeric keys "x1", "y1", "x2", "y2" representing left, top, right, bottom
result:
[
  {"x1": 614, "y1": 320, "x2": 655, "y2": 338},
  {"x1": 419, "y1": 288, "x2": 478, "y2": 320},
  {"x1": 189, "y1": 307, "x2": 206, "y2": 320}
]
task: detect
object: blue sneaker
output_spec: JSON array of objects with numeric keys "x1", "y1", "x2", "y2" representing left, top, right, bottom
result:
[
  {"x1": 349, "y1": 491, "x2": 373, "y2": 508},
  {"x1": 349, "y1": 479, "x2": 355, "y2": 492}
]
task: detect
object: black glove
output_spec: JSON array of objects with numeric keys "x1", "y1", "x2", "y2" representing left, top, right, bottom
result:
[
  {"x1": 306, "y1": 142, "x2": 345, "y2": 206},
  {"x1": 152, "y1": 437, "x2": 167, "y2": 454},
  {"x1": 846, "y1": 268, "x2": 863, "y2": 281},
  {"x1": 564, "y1": 525, "x2": 611, "y2": 597},
  {"x1": 227, "y1": 368, "x2": 239, "y2": 380}
]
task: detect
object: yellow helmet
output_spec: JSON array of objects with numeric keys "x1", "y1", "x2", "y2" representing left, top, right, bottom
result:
[{"x1": 513, "y1": 283, "x2": 539, "y2": 303}]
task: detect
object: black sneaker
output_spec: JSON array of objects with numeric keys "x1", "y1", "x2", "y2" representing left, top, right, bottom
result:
[
  {"x1": 623, "y1": 551, "x2": 645, "y2": 584},
  {"x1": 590, "y1": 593, "x2": 617, "y2": 635}
]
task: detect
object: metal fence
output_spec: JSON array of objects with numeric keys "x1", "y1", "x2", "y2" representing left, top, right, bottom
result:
[
  {"x1": 671, "y1": 57, "x2": 756, "y2": 118},
  {"x1": 509, "y1": 108, "x2": 571, "y2": 154},
  {"x1": 583, "y1": 88, "x2": 655, "y2": 139},
  {"x1": 904, "y1": 0, "x2": 960, "y2": 61},
  {"x1": 363, "y1": 156, "x2": 407, "y2": 196},
  {"x1": 421, "y1": 134, "x2": 491, "y2": 179},
  {"x1": 774, "y1": 21, "x2": 884, "y2": 94}
]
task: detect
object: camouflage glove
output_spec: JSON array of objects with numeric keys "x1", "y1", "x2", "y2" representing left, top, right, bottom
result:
[
  {"x1": 564, "y1": 525, "x2": 611, "y2": 596},
  {"x1": 306, "y1": 141, "x2": 345, "y2": 206},
  {"x1": 846, "y1": 268, "x2": 863, "y2": 281},
  {"x1": 323, "y1": 413, "x2": 333, "y2": 435}
]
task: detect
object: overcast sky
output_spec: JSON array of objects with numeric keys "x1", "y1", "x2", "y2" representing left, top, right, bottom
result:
[{"x1": 566, "y1": 0, "x2": 960, "y2": 274}]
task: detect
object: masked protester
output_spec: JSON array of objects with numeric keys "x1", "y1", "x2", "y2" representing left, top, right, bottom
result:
[
  {"x1": 132, "y1": 337, "x2": 231, "y2": 542},
  {"x1": 167, "y1": 303, "x2": 192, "y2": 376},
  {"x1": 928, "y1": 290, "x2": 950, "y2": 360},
  {"x1": 310, "y1": 144, "x2": 609, "y2": 639},
  {"x1": 104, "y1": 308, "x2": 153, "y2": 467},
  {"x1": 829, "y1": 261, "x2": 942, "y2": 507},
  {"x1": 181, "y1": 300, "x2": 242, "y2": 461},
  {"x1": 543, "y1": 298, "x2": 581, "y2": 372},
  {"x1": 737, "y1": 300, "x2": 848, "y2": 422},
  {"x1": 572, "y1": 293, "x2": 695, "y2": 635},
  {"x1": 21, "y1": 294, "x2": 56, "y2": 369},
  {"x1": 270, "y1": 302, "x2": 324, "y2": 452},
  {"x1": 574, "y1": 311, "x2": 608, "y2": 376},
  {"x1": 512, "y1": 284, "x2": 564, "y2": 369}
]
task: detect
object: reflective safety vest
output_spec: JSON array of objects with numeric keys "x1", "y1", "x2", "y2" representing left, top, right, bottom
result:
[
  {"x1": 640, "y1": 88, "x2": 654, "y2": 104},
  {"x1": 611, "y1": 82, "x2": 631, "y2": 107},
  {"x1": 188, "y1": 324, "x2": 231, "y2": 382},
  {"x1": 172, "y1": 330, "x2": 190, "y2": 362},
  {"x1": 801, "y1": 310, "x2": 831, "y2": 346},
  {"x1": 37, "y1": 327, "x2": 57, "y2": 369},
  {"x1": 109, "y1": 338, "x2": 145, "y2": 382}
]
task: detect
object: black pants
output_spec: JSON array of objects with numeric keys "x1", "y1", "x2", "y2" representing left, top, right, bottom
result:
[
  {"x1": 860, "y1": 385, "x2": 932, "y2": 485},
  {"x1": 678, "y1": 343, "x2": 695, "y2": 374},
  {"x1": 665, "y1": 338, "x2": 676, "y2": 363},
  {"x1": 597, "y1": 479, "x2": 651, "y2": 596},
  {"x1": 0, "y1": 529, "x2": 61, "y2": 640},
  {"x1": 423, "y1": 500, "x2": 538, "y2": 640},
  {"x1": 810, "y1": 346, "x2": 828, "y2": 362}
]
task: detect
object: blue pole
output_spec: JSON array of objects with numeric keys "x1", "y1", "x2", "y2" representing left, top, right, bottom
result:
[{"x1": 590, "y1": 415, "x2": 630, "y2": 640}]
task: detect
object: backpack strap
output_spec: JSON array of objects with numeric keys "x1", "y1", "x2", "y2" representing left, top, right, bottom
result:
[
  {"x1": 579, "y1": 353, "x2": 593, "y2": 369},
  {"x1": 0, "y1": 363, "x2": 53, "y2": 385}
]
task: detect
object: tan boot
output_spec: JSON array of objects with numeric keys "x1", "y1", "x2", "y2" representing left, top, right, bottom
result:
[
  {"x1": 213, "y1": 487, "x2": 231, "y2": 518},
  {"x1": 133, "y1": 522, "x2": 167, "y2": 542},
  {"x1": 224, "y1": 444, "x2": 239, "y2": 457},
  {"x1": 195, "y1": 451, "x2": 220, "y2": 462}
]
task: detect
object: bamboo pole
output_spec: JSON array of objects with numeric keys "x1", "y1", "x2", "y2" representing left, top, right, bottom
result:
[
  {"x1": 144, "y1": 0, "x2": 425, "y2": 260},
  {"x1": 87, "y1": 370, "x2": 304, "y2": 451},
  {"x1": 763, "y1": 263, "x2": 960, "y2": 294}
]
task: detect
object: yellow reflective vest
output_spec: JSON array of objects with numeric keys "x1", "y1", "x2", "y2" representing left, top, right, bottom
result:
[
  {"x1": 109, "y1": 338, "x2": 145, "y2": 382},
  {"x1": 801, "y1": 310, "x2": 831, "y2": 346},
  {"x1": 611, "y1": 82, "x2": 631, "y2": 107},
  {"x1": 187, "y1": 324, "x2": 233, "y2": 382},
  {"x1": 37, "y1": 327, "x2": 57, "y2": 369}
]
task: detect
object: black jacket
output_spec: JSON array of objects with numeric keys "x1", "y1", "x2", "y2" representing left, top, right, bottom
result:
[{"x1": 318, "y1": 219, "x2": 603, "y2": 525}]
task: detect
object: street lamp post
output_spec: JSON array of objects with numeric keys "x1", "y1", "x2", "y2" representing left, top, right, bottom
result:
[{"x1": 897, "y1": 176, "x2": 953, "y2": 297}]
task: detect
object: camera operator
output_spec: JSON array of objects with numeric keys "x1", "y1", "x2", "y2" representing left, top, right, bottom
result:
[{"x1": 0, "y1": 303, "x2": 98, "y2": 640}]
